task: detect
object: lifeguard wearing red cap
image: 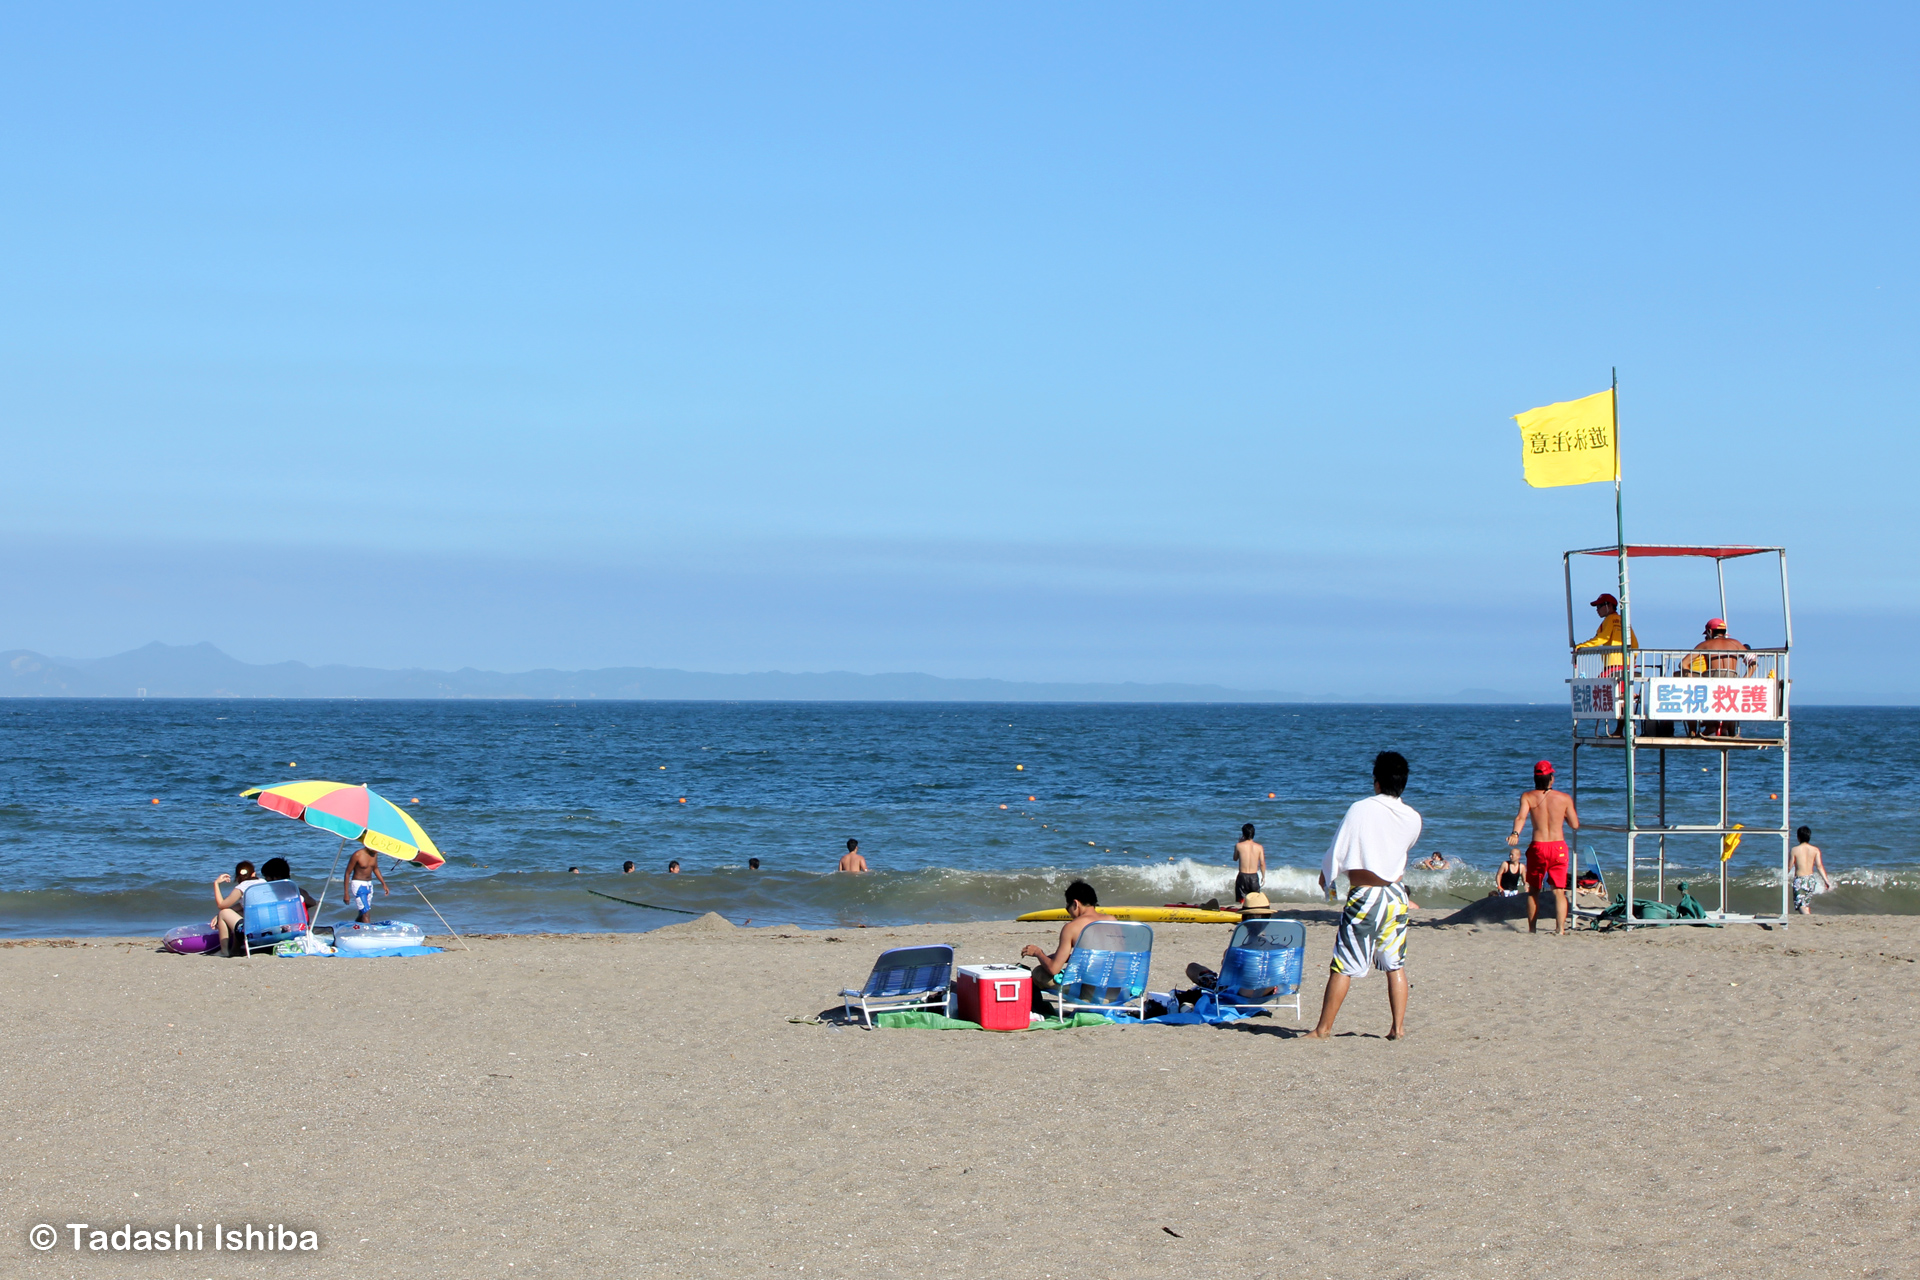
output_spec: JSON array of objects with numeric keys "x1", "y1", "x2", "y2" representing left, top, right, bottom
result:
[
  {"x1": 1589, "y1": 593, "x2": 1617, "y2": 609},
  {"x1": 1705, "y1": 617, "x2": 1727, "y2": 632},
  {"x1": 1535, "y1": 760, "x2": 1555, "y2": 775}
]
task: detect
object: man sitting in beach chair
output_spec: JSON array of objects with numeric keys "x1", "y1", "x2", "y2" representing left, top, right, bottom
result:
[
  {"x1": 1042, "y1": 920, "x2": 1155, "y2": 1021},
  {"x1": 1020, "y1": 880, "x2": 1115, "y2": 1010},
  {"x1": 839, "y1": 945, "x2": 955, "y2": 1028},
  {"x1": 1182, "y1": 910, "x2": 1307, "y2": 1020},
  {"x1": 233, "y1": 857, "x2": 319, "y2": 957}
]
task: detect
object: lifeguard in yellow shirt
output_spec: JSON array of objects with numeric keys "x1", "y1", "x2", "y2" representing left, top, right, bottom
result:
[{"x1": 1576, "y1": 592, "x2": 1638, "y2": 672}]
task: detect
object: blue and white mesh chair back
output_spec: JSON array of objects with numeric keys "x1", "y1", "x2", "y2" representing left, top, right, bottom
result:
[
  {"x1": 840, "y1": 945, "x2": 954, "y2": 1028},
  {"x1": 1212, "y1": 918, "x2": 1306, "y2": 1019},
  {"x1": 239, "y1": 880, "x2": 309, "y2": 956},
  {"x1": 1052, "y1": 921, "x2": 1154, "y2": 1020}
]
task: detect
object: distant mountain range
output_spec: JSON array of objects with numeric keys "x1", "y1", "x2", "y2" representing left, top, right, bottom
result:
[{"x1": 0, "y1": 642, "x2": 1534, "y2": 703}]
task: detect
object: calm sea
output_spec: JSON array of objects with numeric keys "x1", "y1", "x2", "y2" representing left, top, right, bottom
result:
[{"x1": 2, "y1": 700, "x2": 1915, "y2": 938}]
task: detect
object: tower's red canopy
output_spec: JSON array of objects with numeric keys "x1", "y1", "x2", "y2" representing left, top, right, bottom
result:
[{"x1": 1573, "y1": 544, "x2": 1778, "y2": 560}]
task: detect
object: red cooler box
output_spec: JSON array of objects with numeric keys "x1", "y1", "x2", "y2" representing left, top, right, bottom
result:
[{"x1": 955, "y1": 963, "x2": 1032, "y2": 1030}]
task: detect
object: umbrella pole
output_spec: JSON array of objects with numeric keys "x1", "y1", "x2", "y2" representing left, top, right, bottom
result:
[
  {"x1": 384, "y1": 853, "x2": 470, "y2": 951},
  {"x1": 411, "y1": 882, "x2": 472, "y2": 952},
  {"x1": 306, "y1": 836, "x2": 348, "y2": 946}
]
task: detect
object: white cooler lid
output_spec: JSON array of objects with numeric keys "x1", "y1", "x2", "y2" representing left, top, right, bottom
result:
[{"x1": 957, "y1": 963, "x2": 1030, "y2": 980}]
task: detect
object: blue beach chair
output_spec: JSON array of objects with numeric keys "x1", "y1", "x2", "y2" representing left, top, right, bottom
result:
[
  {"x1": 237, "y1": 880, "x2": 309, "y2": 956},
  {"x1": 1208, "y1": 918, "x2": 1306, "y2": 1020},
  {"x1": 1048, "y1": 921, "x2": 1153, "y2": 1021},
  {"x1": 840, "y1": 945, "x2": 955, "y2": 1028}
]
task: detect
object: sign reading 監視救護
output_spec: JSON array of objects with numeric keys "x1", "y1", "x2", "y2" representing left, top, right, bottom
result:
[
  {"x1": 1571, "y1": 678, "x2": 1619, "y2": 717},
  {"x1": 1646, "y1": 678, "x2": 1778, "y2": 720},
  {"x1": 1571, "y1": 678, "x2": 1779, "y2": 721}
]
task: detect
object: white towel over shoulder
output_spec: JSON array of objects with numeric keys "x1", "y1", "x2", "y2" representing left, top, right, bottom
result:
[{"x1": 1322, "y1": 794, "x2": 1423, "y2": 885}]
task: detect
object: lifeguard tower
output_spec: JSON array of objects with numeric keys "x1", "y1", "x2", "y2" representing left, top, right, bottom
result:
[{"x1": 1562, "y1": 544, "x2": 1793, "y2": 925}]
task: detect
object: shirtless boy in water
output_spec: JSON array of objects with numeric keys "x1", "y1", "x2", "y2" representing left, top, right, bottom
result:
[
  {"x1": 1233, "y1": 824, "x2": 1266, "y2": 903},
  {"x1": 838, "y1": 839, "x2": 868, "y2": 873},
  {"x1": 343, "y1": 844, "x2": 388, "y2": 923},
  {"x1": 1789, "y1": 826, "x2": 1831, "y2": 915},
  {"x1": 1508, "y1": 760, "x2": 1579, "y2": 936}
]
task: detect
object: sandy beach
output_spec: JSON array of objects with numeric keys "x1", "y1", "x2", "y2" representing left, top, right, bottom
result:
[{"x1": 5, "y1": 908, "x2": 1917, "y2": 1279}]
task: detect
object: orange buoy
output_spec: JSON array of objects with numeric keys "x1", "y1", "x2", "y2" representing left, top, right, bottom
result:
[
  {"x1": 999, "y1": 804, "x2": 1008, "y2": 809},
  {"x1": 679, "y1": 797, "x2": 687, "y2": 804},
  {"x1": 1028, "y1": 795, "x2": 1035, "y2": 802},
  {"x1": 150, "y1": 798, "x2": 160, "y2": 804}
]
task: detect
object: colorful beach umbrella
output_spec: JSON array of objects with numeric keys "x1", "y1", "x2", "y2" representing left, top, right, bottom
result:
[{"x1": 239, "y1": 780, "x2": 446, "y2": 870}]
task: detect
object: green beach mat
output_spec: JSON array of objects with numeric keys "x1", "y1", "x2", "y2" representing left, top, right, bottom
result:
[{"x1": 874, "y1": 1011, "x2": 1117, "y2": 1031}]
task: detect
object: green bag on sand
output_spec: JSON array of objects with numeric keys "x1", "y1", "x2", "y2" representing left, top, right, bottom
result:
[
  {"x1": 873, "y1": 1011, "x2": 1117, "y2": 1032},
  {"x1": 1674, "y1": 883, "x2": 1706, "y2": 919},
  {"x1": 1597, "y1": 893, "x2": 1679, "y2": 923}
]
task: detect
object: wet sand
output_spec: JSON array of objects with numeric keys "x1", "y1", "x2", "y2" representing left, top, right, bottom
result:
[{"x1": 5, "y1": 908, "x2": 1917, "y2": 1278}]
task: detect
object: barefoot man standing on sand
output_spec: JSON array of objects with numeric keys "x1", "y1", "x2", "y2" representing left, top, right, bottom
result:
[
  {"x1": 1508, "y1": 760, "x2": 1579, "y2": 936},
  {"x1": 1306, "y1": 752, "x2": 1421, "y2": 1041},
  {"x1": 343, "y1": 844, "x2": 388, "y2": 924}
]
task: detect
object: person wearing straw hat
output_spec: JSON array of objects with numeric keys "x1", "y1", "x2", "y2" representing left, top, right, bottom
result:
[{"x1": 1179, "y1": 893, "x2": 1279, "y2": 1003}]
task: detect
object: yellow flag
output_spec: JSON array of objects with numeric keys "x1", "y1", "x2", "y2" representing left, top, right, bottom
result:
[
  {"x1": 1721, "y1": 823, "x2": 1744, "y2": 863},
  {"x1": 1513, "y1": 388, "x2": 1617, "y2": 487}
]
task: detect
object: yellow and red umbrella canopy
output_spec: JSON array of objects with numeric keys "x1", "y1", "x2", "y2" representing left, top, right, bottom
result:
[{"x1": 239, "y1": 780, "x2": 446, "y2": 870}]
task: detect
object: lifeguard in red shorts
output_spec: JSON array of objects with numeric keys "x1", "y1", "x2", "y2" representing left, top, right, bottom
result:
[{"x1": 1507, "y1": 760, "x2": 1581, "y2": 936}]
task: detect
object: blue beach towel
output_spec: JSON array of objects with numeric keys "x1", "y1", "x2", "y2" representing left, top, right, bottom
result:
[
  {"x1": 284, "y1": 945, "x2": 444, "y2": 959},
  {"x1": 1120, "y1": 991, "x2": 1255, "y2": 1026}
]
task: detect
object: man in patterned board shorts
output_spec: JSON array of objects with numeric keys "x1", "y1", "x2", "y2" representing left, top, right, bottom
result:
[{"x1": 1306, "y1": 751, "x2": 1422, "y2": 1041}]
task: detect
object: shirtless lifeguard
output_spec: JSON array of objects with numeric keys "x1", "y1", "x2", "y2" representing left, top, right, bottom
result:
[
  {"x1": 838, "y1": 838, "x2": 868, "y2": 873},
  {"x1": 343, "y1": 844, "x2": 388, "y2": 923},
  {"x1": 1507, "y1": 760, "x2": 1580, "y2": 936},
  {"x1": 1232, "y1": 824, "x2": 1266, "y2": 902}
]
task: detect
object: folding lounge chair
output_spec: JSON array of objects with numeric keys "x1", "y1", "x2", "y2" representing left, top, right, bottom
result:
[
  {"x1": 1047, "y1": 921, "x2": 1153, "y2": 1021},
  {"x1": 237, "y1": 880, "x2": 310, "y2": 956},
  {"x1": 840, "y1": 945, "x2": 954, "y2": 1028},
  {"x1": 1208, "y1": 918, "x2": 1306, "y2": 1020}
]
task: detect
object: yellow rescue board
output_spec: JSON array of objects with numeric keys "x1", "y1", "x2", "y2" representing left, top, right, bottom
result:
[{"x1": 1015, "y1": 906, "x2": 1241, "y2": 925}]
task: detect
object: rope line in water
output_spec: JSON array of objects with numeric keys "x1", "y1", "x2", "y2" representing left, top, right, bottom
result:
[
  {"x1": 999, "y1": 805, "x2": 1132, "y2": 859},
  {"x1": 585, "y1": 888, "x2": 706, "y2": 916}
]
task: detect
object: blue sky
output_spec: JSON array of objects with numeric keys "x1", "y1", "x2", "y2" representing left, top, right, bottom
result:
[{"x1": 2, "y1": 5, "x2": 1914, "y2": 698}]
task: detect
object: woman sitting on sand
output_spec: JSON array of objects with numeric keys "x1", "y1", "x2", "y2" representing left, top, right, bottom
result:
[
  {"x1": 211, "y1": 860, "x2": 258, "y2": 956},
  {"x1": 1490, "y1": 850, "x2": 1525, "y2": 898}
]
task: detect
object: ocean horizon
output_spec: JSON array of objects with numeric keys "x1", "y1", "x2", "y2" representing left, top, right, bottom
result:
[{"x1": 3, "y1": 699, "x2": 1912, "y2": 938}]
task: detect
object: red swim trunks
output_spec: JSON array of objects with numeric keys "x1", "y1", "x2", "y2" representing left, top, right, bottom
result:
[{"x1": 1526, "y1": 841, "x2": 1570, "y2": 892}]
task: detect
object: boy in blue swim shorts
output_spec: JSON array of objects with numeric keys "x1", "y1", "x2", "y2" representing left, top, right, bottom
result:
[
  {"x1": 343, "y1": 844, "x2": 388, "y2": 923},
  {"x1": 1306, "y1": 751, "x2": 1423, "y2": 1041}
]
